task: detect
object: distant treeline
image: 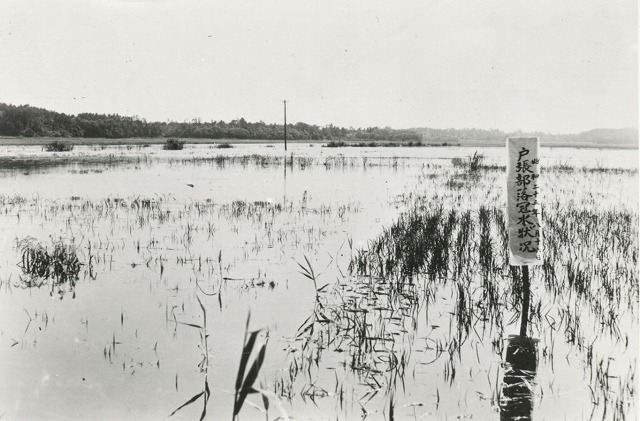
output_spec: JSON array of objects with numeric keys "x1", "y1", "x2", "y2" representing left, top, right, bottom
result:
[
  {"x1": 0, "y1": 103, "x2": 419, "y2": 141},
  {"x1": 0, "y1": 103, "x2": 636, "y2": 146}
]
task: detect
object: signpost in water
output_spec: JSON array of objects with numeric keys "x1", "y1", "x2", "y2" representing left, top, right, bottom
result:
[
  {"x1": 506, "y1": 136, "x2": 542, "y2": 337},
  {"x1": 502, "y1": 137, "x2": 543, "y2": 418}
]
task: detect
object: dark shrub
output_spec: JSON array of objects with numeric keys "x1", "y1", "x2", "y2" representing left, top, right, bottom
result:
[
  {"x1": 46, "y1": 141, "x2": 74, "y2": 152},
  {"x1": 163, "y1": 138, "x2": 185, "y2": 150},
  {"x1": 324, "y1": 141, "x2": 347, "y2": 148}
]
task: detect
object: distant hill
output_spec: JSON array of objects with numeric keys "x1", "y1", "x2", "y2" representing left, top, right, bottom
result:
[
  {"x1": 560, "y1": 128, "x2": 638, "y2": 147},
  {"x1": 413, "y1": 127, "x2": 638, "y2": 148}
]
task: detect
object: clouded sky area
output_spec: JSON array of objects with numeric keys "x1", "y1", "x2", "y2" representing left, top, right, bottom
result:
[{"x1": 0, "y1": 0, "x2": 637, "y2": 132}]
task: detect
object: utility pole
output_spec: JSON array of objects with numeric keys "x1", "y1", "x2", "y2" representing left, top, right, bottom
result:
[{"x1": 283, "y1": 100, "x2": 287, "y2": 152}]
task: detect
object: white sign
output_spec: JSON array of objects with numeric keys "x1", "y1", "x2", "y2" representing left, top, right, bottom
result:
[{"x1": 506, "y1": 137, "x2": 542, "y2": 266}]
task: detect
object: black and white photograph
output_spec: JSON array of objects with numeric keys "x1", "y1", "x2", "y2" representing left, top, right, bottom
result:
[{"x1": 0, "y1": 1, "x2": 637, "y2": 420}]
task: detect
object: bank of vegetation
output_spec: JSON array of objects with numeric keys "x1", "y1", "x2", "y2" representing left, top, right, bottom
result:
[
  {"x1": 0, "y1": 102, "x2": 636, "y2": 147},
  {"x1": 0, "y1": 103, "x2": 419, "y2": 142}
]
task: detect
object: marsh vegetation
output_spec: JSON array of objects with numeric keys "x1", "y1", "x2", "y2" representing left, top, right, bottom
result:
[
  {"x1": 0, "y1": 143, "x2": 636, "y2": 420},
  {"x1": 45, "y1": 140, "x2": 74, "y2": 152},
  {"x1": 164, "y1": 138, "x2": 186, "y2": 150}
]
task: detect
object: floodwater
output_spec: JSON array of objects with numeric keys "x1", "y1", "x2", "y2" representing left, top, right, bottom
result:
[{"x1": 0, "y1": 143, "x2": 637, "y2": 420}]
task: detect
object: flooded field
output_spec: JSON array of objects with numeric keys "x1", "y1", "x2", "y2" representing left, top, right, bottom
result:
[{"x1": 0, "y1": 143, "x2": 637, "y2": 420}]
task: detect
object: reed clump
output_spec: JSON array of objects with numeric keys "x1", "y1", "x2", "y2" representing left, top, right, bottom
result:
[
  {"x1": 163, "y1": 138, "x2": 186, "y2": 150},
  {"x1": 17, "y1": 237, "x2": 82, "y2": 298},
  {"x1": 451, "y1": 151, "x2": 485, "y2": 172},
  {"x1": 324, "y1": 141, "x2": 347, "y2": 147},
  {"x1": 45, "y1": 141, "x2": 74, "y2": 152}
]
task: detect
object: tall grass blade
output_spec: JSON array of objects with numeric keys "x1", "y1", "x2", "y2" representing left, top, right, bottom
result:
[
  {"x1": 169, "y1": 391, "x2": 204, "y2": 417},
  {"x1": 233, "y1": 312, "x2": 269, "y2": 419}
]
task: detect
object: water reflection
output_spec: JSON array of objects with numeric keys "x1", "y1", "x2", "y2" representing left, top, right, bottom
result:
[
  {"x1": 283, "y1": 159, "x2": 287, "y2": 203},
  {"x1": 500, "y1": 335, "x2": 538, "y2": 420}
]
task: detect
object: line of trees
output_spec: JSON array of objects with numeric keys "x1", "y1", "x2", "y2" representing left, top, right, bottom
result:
[
  {"x1": 0, "y1": 104, "x2": 162, "y2": 138},
  {"x1": 1, "y1": 103, "x2": 635, "y2": 145},
  {"x1": 0, "y1": 103, "x2": 420, "y2": 142}
]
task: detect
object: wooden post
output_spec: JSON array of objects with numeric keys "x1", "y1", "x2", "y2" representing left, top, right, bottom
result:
[
  {"x1": 520, "y1": 265, "x2": 530, "y2": 337},
  {"x1": 283, "y1": 100, "x2": 287, "y2": 152}
]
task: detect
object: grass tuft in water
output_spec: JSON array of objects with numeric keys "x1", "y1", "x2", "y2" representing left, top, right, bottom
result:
[
  {"x1": 45, "y1": 141, "x2": 74, "y2": 152},
  {"x1": 163, "y1": 138, "x2": 186, "y2": 150},
  {"x1": 17, "y1": 237, "x2": 82, "y2": 298}
]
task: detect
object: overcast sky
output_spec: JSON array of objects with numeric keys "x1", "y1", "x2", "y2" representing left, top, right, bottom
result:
[{"x1": 0, "y1": 0, "x2": 637, "y2": 133}]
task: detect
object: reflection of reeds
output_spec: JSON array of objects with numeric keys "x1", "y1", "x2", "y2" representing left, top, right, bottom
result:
[
  {"x1": 174, "y1": 153, "x2": 407, "y2": 170},
  {"x1": 0, "y1": 154, "x2": 151, "y2": 170},
  {"x1": 499, "y1": 335, "x2": 538, "y2": 421}
]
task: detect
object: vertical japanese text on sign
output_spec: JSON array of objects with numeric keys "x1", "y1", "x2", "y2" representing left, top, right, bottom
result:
[{"x1": 506, "y1": 137, "x2": 542, "y2": 266}]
